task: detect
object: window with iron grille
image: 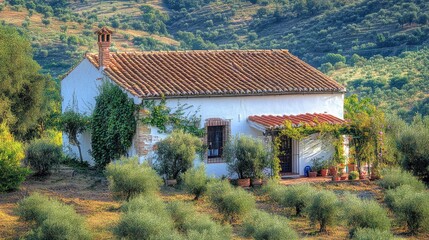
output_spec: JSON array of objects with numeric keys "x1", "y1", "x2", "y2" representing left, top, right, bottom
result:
[
  {"x1": 205, "y1": 118, "x2": 230, "y2": 163},
  {"x1": 207, "y1": 126, "x2": 224, "y2": 158}
]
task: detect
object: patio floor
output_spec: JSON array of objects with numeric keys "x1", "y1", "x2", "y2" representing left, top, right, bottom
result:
[{"x1": 279, "y1": 176, "x2": 333, "y2": 185}]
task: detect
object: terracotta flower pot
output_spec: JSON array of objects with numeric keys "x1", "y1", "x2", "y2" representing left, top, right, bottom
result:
[
  {"x1": 165, "y1": 179, "x2": 177, "y2": 186},
  {"x1": 251, "y1": 178, "x2": 263, "y2": 187},
  {"x1": 309, "y1": 171, "x2": 317, "y2": 178},
  {"x1": 320, "y1": 169, "x2": 328, "y2": 177},
  {"x1": 332, "y1": 175, "x2": 341, "y2": 181},
  {"x1": 237, "y1": 178, "x2": 251, "y2": 187},
  {"x1": 340, "y1": 174, "x2": 348, "y2": 180},
  {"x1": 348, "y1": 163, "x2": 356, "y2": 172},
  {"x1": 359, "y1": 174, "x2": 366, "y2": 180}
]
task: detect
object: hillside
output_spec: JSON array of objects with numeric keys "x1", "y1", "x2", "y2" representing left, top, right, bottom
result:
[
  {"x1": 0, "y1": 0, "x2": 428, "y2": 116},
  {"x1": 329, "y1": 48, "x2": 429, "y2": 119}
]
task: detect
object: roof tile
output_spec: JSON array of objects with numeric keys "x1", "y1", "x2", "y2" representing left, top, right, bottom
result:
[
  {"x1": 86, "y1": 50, "x2": 346, "y2": 98},
  {"x1": 248, "y1": 113, "x2": 346, "y2": 129}
]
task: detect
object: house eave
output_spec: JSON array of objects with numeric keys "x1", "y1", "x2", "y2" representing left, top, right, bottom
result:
[{"x1": 137, "y1": 90, "x2": 347, "y2": 100}]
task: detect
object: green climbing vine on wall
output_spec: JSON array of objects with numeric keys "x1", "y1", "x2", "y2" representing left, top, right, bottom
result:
[
  {"x1": 140, "y1": 97, "x2": 204, "y2": 137},
  {"x1": 91, "y1": 82, "x2": 137, "y2": 168},
  {"x1": 278, "y1": 119, "x2": 347, "y2": 165}
]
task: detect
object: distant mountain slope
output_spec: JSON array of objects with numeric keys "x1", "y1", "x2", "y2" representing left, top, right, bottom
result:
[
  {"x1": 0, "y1": 0, "x2": 429, "y2": 117},
  {"x1": 1, "y1": 0, "x2": 428, "y2": 77},
  {"x1": 329, "y1": 48, "x2": 429, "y2": 118}
]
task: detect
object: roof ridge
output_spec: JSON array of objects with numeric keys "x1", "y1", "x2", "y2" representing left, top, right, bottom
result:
[{"x1": 86, "y1": 49, "x2": 290, "y2": 56}]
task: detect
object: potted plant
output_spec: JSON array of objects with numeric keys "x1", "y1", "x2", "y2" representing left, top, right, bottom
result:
[
  {"x1": 332, "y1": 173, "x2": 341, "y2": 181},
  {"x1": 311, "y1": 157, "x2": 328, "y2": 177},
  {"x1": 309, "y1": 171, "x2": 317, "y2": 178},
  {"x1": 224, "y1": 135, "x2": 270, "y2": 188},
  {"x1": 348, "y1": 171, "x2": 359, "y2": 180},
  {"x1": 347, "y1": 159, "x2": 356, "y2": 172}
]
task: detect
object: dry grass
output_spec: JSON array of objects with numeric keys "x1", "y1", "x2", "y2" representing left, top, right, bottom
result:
[{"x1": 1, "y1": 167, "x2": 429, "y2": 239}]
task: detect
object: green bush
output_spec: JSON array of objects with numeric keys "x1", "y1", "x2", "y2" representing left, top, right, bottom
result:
[
  {"x1": 385, "y1": 185, "x2": 429, "y2": 234},
  {"x1": 0, "y1": 124, "x2": 30, "y2": 192},
  {"x1": 243, "y1": 210, "x2": 298, "y2": 240},
  {"x1": 280, "y1": 183, "x2": 315, "y2": 216},
  {"x1": 114, "y1": 209, "x2": 176, "y2": 239},
  {"x1": 378, "y1": 168, "x2": 426, "y2": 191},
  {"x1": 167, "y1": 201, "x2": 232, "y2": 239},
  {"x1": 223, "y1": 134, "x2": 271, "y2": 179},
  {"x1": 349, "y1": 171, "x2": 359, "y2": 180},
  {"x1": 115, "y1": 194, "x2": 177, "y2": 239},
  {"x1": 121, "y1": 194, "x2": 166, "y2": 213},
  {"x1": 105, "y1": 157, "x2": 162, "y2": 201},
  {"x1": 264, "y1": 182, "x2": 314, "y2": 216},
  {"x1": 352, "y1": 228, "x2": 394, "y2": 240},
  {"x1": 155, "y1": 130, "x2": 202, "y2": 180},
  {"x1": 342, "y1": 194, "x2": 390, "y2": 236},
  {"x1": 307, "y1": 190, "x2": 340, "y2": 232},
  {"x1": 262, "y1": 179, "x2": 283, "y2": 202},
  {"x1": 207, "y1": 180, "x2": 255, "y2": 222},
  {"x1": 16, "y1": 193, "x2": 91, "y2": 240},
  {"x1": 25, "y1": 139, "x2": 62, "y2": 175},
  {"x1": 182, "y1": 164, "x2": 209, "y2": 200},
  {"x1": 384, "y1": 184, "x2": 415, "y2": 210}
]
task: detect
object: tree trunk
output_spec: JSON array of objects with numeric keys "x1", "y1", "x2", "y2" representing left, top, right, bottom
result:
[{"x1": 77, "y1": 143, "x2": 84, "y2": 163}]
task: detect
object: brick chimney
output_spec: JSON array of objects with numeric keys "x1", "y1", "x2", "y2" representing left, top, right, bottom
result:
[{"x1": 95, "y1": 27, "x2": 113, "y2": 69}]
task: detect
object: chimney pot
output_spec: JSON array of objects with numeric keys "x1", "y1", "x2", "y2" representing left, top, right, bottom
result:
[{"x1": 95, "y1": 27, "x2": 113, "y2": 69}]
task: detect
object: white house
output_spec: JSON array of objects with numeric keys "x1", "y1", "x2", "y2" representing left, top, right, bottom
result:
[{"x1": 61, "y1": 27, "x2": 346, "y2": 177}]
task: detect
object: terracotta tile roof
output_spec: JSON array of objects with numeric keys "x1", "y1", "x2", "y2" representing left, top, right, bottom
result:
[
  {"x1": 86, "y1": 50, "x2": 345, "y2": 98},
  {"x1": 248, "y1": 113, "x2": 346, "y2": 130}
]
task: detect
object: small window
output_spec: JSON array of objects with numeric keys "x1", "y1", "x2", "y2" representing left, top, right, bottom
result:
[
  {"x1": 101, "y1": 34, "x2": 105, "y2": 42},
  {"x1": 207, "y1": 126, "x2": 224, "y2": 158},
  {"x1": 107, "y1": 34, "x2": 110, "y2": 42}
]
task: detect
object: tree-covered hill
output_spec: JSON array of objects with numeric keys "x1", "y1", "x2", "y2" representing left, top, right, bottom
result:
[
  {"x1": 0, "y1": 0, "x2": 428, "y2": 117},
  {"x1": 329, "y1": 48, "x2": 429, "y2": 119}
]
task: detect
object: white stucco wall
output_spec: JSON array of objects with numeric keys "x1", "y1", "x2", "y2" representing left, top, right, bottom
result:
[
  {"x1": 61, "y1": 59, "x2": 103, "y2": 164},
  {"x1": 61, "y1": 59, "x2": 344, "y2": 177},
  {"x1": 139, "y1": 94, "x2": 344, "y2": 177}
]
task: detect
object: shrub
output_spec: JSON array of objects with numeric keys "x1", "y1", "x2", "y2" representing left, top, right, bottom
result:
[
  {"x1": 0, "y1": 124, "x2": 30, "y2": 192},
  {"x1": 378, "y1": 168, "x2": 426, "y2": 191},
  {"x1": 182, "y1": 164, "x2": 209, "y2": 200},
  {"x1": 155, "y1": 130, "x2": 202, "y2": 180},
  {"x1": 115, "y1": 194, "x2": 177, "y2": 239},
  {"x1": 167, "y1": 201, "x2": 232, "y2": 239},
  {"x1": 385, "y1": 185, "x2": 429, "y2": 234},
  {"x1": 262, "y1": 179, "x2": 283, "y2": 202},
  {"x1": 105, "y1": 157, "x2": 162, "y2": 201},
  {"x1": 115, "y1": 209, "x2": 175, "y2": 239},
  {"x1": 16, "y1": 193, "x2": 91, "y2": 240},
  {"x1": 307, "y1": 190, "x2": 340, "y2": 232},
  {"x1": 384, "y1": 184, "x2": 415, "y2": 210},
  {"x1": 223, "y1": 134, "x2": 271, "y2": 179},
  {"x1": 349, "y1": 171, "x2": 359, "y2": 180},
  {"x1": 352, "y1": 228, "x2": 394, "y2": 240},
  {"x1": 280, "y1": 183, "x2": 315, "y2": 216},
  {"x1": 207, "y1": 180, "x2": 255, "y2": 222},
  {"x1": 264, "y1": 182, "x2": 314, "y2": 216},
  {"x1": 243, "y1": 210, "x2": 298, "y2": 240},
  {"x1": 25, "y1": 139, "x2": 62, "y2": 175},
  {"x1": 342, "y1": 194, "x2": 390, "y2": 236}
]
